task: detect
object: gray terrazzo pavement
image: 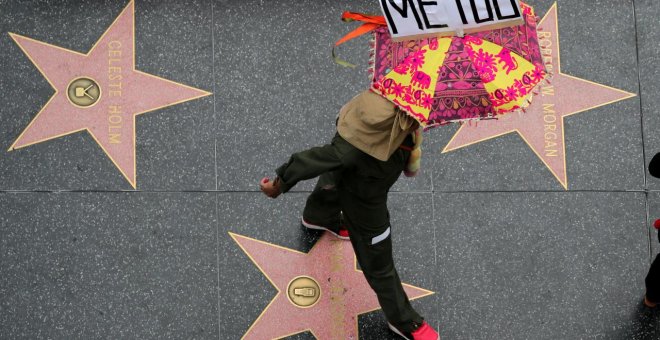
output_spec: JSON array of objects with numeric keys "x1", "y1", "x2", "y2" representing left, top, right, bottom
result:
[
  {"x1": 434, "y1": 191, "x2": 654, "y2": 339},
  {"x1": 1, "y1": 0, "x2": 660, "y2": 339},
  {"x1": 0, "y1": 0, "x2": 130, "y2": 190},
  {"x1": 133, "y1": 0, "x2": 215, "y2": 190},
  {"x1": 0, "y1": 192, "x2": 218, "y2": 339},
  {"x1": 638, "y1": 0, "x2": 660, "y2": 190}
]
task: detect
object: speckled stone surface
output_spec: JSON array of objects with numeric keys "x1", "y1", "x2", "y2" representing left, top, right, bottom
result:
[
  {"x1": 212, "y1": 0, "x2": 643, "y2": 193},
  {"x1": 637, "y1": 0, "x2": 660, "y2": 190},
  {"x1": 0, "y1": 192, "x2": 218, "y2": 339},
  {"x1": 433, "y1": 191, "x2": 658, "y2": 339},
  {"x1": 212, "y1": 0, "x2": 433, "y2": 193},
  {"x1": 552, "y1": 0, "x2": 643, "y2": 191},
  {"x1": 0, "y1": 0, "x2": 214, "y2": 190},
  {"x1": 133, "y1": 0, "x2": 215, "y2": 190},
  {"x1": 0, "y1": 1, "x2": 130, "y2": 190},
  {"x1": 1, "y1": 0, "x2": 659, "y2": 339},
  {"x1": 431, "y1": 0, "x2": 643, "y2": 191},
  {"x1": 218, "y1": 192, "x2": 438, "y2": 339}
]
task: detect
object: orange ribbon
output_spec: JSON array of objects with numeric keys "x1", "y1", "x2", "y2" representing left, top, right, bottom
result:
[{"x1": 333, "y1": 11, "x2": 386, "y2": 68}]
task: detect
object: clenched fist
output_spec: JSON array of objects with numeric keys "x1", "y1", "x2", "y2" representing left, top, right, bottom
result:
[{"x1": 260, "y1": 177, "x2": 282, "y2": 198}]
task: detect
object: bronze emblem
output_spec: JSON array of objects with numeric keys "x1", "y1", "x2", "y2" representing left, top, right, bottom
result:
[
  {"x1": 287, "y1": 276, "x2": 321, "y2": 308},
  {"x1": 67, "y1": 77, "x2": 101, "y2": 108}
]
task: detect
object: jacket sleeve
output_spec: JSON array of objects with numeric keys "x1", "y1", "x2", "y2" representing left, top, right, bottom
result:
[{"x1": 275, "y1": 143, "x2": 344, "y2": 193}]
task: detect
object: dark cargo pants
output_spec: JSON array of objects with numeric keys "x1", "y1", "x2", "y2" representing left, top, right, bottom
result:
[
  {"x1": 302, "y1": 151, "x2": 423, "y2": 333},
  {"x1": 646, "y1": 254, "x2": 660, "y2": 303}
]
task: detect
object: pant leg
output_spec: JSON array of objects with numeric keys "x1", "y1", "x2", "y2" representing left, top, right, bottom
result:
[
  {"x1": 646, "y1": 253, "x2": 660, "y2": 303},
  {"x1": 302, "y1": 172, "x2": 342, "y2": 229},
  {"x1": 341, "y1": 210, "x2": 423, "y2": 333}
]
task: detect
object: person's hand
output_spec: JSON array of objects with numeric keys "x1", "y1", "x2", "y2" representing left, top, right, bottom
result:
[{"x1": 260, "y1": 177, "x2": 281, "y2": 198}]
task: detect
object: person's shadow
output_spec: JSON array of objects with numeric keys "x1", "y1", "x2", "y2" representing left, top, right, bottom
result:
[{"x1": 617, "y1": 299, "x2": 660, "y2": 339}]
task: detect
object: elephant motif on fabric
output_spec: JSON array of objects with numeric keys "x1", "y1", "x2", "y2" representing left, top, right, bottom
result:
[
  {"x1": 497, "y1": 48, "x2": 519, "y2": 74},
  {"x1": 411, "y1": 71, "x2": 431, "y2": 89}
]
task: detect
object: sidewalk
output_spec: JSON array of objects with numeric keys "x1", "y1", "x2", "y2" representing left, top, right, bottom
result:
[{"x1": 1, "y1": 0, "x2": 659, "y2": 339}]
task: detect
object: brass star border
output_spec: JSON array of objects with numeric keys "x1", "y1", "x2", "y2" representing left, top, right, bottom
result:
[
  {"x1": 8, "y1": 1, "x2": 212, "y2": 188},
  {"x1": 442, "y1": 3, "x2": 636, "y2": 189},
  {"x1": 230, "y1": 232, "x2": 434, "y2": 339}
]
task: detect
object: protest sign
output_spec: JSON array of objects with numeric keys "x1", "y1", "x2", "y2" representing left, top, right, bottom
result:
[{"x1": 379, "y1": 0, "x2": 524, "y2": 40}]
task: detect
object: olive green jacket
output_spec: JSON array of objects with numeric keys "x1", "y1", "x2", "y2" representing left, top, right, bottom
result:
[{"x1": 275, "y1": 133, "x2": 411, "y2": 230}]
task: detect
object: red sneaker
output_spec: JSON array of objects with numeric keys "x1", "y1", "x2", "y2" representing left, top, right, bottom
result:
[
  {"x1": 388, "y1": 321, "x2": 440, "y2": 340},
  {"x1": 301, "y1": 218, "x2": 350, "y2": 240}
]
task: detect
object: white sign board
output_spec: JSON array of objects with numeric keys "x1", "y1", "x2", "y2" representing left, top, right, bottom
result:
[{"x1": 379, "y1": 0, "x2": 524, "y2": 41}]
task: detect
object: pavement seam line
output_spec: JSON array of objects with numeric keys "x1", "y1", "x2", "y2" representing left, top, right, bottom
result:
[
  {"x1": 212, "y1": 0, "x2": 218, "y2": 192},
  {"x1": 631, "y1": 0, "x2": 653, "y2": 263},
  {"x1": 211, "y1": 2, "x2": 221, "y2": 337}
]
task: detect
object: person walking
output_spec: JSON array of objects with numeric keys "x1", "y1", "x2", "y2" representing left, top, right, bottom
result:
[{"x1": 259, "y1": 90, "x2": 438, "y2": 340}]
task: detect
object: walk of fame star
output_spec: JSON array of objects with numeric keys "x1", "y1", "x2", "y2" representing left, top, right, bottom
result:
[
  {"x1": 8, "y1": 1, "x2": 211, "y2": 188},
  {"x1": 442, "y1": 3, "x2": 636, "y2": 189},
  {"x1": 230, "y1": 232, "x2": 434, "y2": 339}
]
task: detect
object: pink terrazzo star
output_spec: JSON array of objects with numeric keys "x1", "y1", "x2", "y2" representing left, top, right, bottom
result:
[
  {"x1": 230, "y1": 232, "x2": 434, "y2": 339},
  {"x1": 442, "y1": 3, "x2": 635, "y2": 189},
  {"x1": 8, "y1": 1, "x2": 211, "y2": 188}
]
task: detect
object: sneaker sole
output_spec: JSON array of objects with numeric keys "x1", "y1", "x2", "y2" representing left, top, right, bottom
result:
[
  {"x1": 388, "y1": 322, "x2": 440, "y2": 340},
  {"x1": 388, "y1": 323, "x2": 411, "y2": 340},
  {"x1": 301, "y1": 218, "x2": 350, "y2": 240}
]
